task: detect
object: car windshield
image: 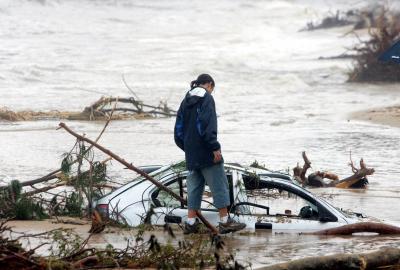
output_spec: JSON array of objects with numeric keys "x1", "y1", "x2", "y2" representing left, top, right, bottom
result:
[{"x1": 316, "y1": 196, "x2": 355, "y2": 218}]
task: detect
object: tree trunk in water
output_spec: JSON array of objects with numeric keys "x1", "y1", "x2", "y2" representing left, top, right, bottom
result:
[
  {"x1": 307, "y1": 222, "x2": 400, "y2": 235},
  {"x1": 258, "y1": 248, "x2": 400, "y2": 270}
]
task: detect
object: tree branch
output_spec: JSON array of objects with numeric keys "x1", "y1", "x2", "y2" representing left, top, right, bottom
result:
[{"x1": 58, "y1": 122, "x2": 218, "y2": 235}]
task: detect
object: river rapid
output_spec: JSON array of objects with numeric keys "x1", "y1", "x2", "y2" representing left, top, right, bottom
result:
[{"x1": 1, "y1": 0, "x2": 400, "y2": 267}]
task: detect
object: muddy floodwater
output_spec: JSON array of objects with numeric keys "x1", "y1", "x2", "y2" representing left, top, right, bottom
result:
[{"x1": 1, "y1": 0, "x2": 400, "y2": 267}]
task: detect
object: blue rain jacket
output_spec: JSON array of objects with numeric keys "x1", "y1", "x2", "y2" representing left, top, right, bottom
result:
[{"x1": 174, "y1": 87, "x2": 221, "y2": 170}]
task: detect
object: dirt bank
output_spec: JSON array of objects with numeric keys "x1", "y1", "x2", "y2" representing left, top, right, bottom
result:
[{"x1": 351, "y1": 106, "x2": 400, "y2": 128}]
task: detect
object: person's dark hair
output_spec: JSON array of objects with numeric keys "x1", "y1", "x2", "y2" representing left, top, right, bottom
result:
[{"x1": 190, "y1": 74, "x2": 215, "y2": 89}]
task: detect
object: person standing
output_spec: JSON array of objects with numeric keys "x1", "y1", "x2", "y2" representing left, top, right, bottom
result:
[{"x1": 174, "y1": 74, "x2": 246, "y2": 234}]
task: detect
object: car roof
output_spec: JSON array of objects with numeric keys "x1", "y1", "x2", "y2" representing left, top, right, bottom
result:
[{"x1": 99, "y1": 162, "x2": 299, "y2": 203}]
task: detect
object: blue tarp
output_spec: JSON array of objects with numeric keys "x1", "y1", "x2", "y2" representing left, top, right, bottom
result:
[{"x1": 379, "y1": 40, "x2": 400, "y2": 63}]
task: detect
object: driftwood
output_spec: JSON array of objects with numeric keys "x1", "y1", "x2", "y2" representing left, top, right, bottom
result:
[
  {"x1": 331, "y1": 158, "x2": 375, "y2": 188},
  {"x1": 58, "y1": 122, "x2": 219, "y2": 235},
  {"x1": 69, "y1": 96, "x2": 176, "y2": 121},
  {"x1": 0, "y1": 96, "x2": 176, "y2": 122},
  {"x1": 89, "y1": 210, "x2": 106, "y2": 234},
  {"x1": 258, "y1": 248, "x2": 400, "y2": 270},
  {"x1": 308, "y1": 222, "x2": 400, "y2": 235},
  {"x1": 293, "y1": 152, "x2": 374, "y2": 188},
  {"x1": 301, "y1": 5, "x2": 400, "y2": 32},
  {"x1": 300, "y1": 10, "x2": 354, "y2": 31},
  {"x1": 293, "y1": 152, "x2": 311, "y2": 185}
]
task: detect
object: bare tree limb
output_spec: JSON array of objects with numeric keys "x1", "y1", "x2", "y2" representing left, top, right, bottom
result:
[{"x1": 58, "y1": 122, "x2": 219, "y2": 235}]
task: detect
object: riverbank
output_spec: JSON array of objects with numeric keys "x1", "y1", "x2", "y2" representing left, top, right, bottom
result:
[{"x1": 351, "y1": 106, "x2": 400, "y2": 128}]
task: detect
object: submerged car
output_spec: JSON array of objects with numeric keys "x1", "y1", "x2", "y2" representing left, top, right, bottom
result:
[{"x1": 95, "y1": 162, "x2": 374, "y2": 233}]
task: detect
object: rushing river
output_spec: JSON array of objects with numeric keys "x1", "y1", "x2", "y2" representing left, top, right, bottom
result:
[{"x1": 1, "y1": 0, "x2": 400, "y2": 267}]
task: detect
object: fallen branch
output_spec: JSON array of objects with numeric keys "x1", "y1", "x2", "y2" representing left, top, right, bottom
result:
[
  {"x1": 24, "y1": 182, "x2": 66, "y2": 197},
  {"x1": 258, "y1": 248, "x2": 400, "y2": 270},
  {"x1": 58, "y1": 122, "x2": 218, "y2": 235},
  {"x1": 294, "y1": 152, "x2": 374, "y2": 188},
  {"x1": 0, "y1": 95, "x2": 177, "y2": 122},
  {"x1": 307, "y1": 222, "x2": 400, "y2": 235},
  {"x1": 331, "y1": 158, "x2": 375, "y2": 188},
  {"x1": 292, "y1": 151, "x2": 311, "y2": 185},
  {"x1": 78, "y1": 96, "x2": 176, "y2": 121},
  {"x1": 72, "y1": 255, "x2": 99, "y2": 268}
]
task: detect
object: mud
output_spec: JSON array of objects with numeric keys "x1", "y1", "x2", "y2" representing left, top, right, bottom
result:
[{"x1": 351, "y1": 106, "x2": 400, "y2": 128}]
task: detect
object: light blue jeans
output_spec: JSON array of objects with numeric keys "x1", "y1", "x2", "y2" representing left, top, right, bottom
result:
[{"x1": 186, "y1": 162, "x2": 230, "y2": 210}]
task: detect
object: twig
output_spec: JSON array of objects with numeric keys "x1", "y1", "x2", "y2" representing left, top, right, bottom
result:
[{"x1": 122, "y1": 74, "x2": 140, "y2": 101}]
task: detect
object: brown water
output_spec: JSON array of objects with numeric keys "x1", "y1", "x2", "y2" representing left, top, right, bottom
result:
[
  {"x1": 7, "y1": 220, "x2": 400, "y2": 268},
  {"x1": 1, "y1": 0, "x2": 400, "y2": 267}
]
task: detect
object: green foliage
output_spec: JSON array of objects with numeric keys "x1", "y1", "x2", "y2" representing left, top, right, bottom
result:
[
  {"x1": 59, "y1": 140, "x2": 109, "y2": 216},
  {"x1": 13, "y1": 196, "x2": 48, "y2": 220},
  {"x1": 250, "y1": 160, "x2": 268, "y2": 170},
  {"x1": 48, "y1": 229, "x2": 83, "y2": 258},
  {"x1": 50, "y1": 195, "x2": 62, "y2": 216},
  {"x1": 64, "y1": 192, "x2": 84, "y2": 217},
  {"x1": 171, "y1": 160, "x2": 186, "y2": 173},
  {"x1": 8, "y1": 180, "x2": 22, "y2": 200},
  {"x1": 0, "y1": 179, "x2": 48, "y2": 220},
  {"x1": 61, "y1": 153, "x2": 73, "y2": 175}
]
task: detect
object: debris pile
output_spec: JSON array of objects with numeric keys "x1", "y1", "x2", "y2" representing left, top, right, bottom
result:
[
  {"x1": 301, "y1": 5, "x2": 400, "y2": 32},
  {"x1": 0, "y1": 219, "x2": 245, "y2": 269},
  {"x1": 348, "y1": 8, "x2": 400, "y2": 82},
  {"x1": 0, "y1": 96, "x2": 176, "y2": 122},
  {"x1": 301, "y1": 10, "x2": 354, "y2": 31},
  {"x1": 293, "y1": 151, "x2": 374, "y2": 188}
]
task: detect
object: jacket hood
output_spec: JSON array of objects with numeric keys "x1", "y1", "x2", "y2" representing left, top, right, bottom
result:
[{"x1": 184, "y1": 87, "x2": 207, "y2": 108}]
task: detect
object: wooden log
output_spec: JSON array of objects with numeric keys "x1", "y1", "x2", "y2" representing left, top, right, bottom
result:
[
  {"x1": 307, "y1": 173, "x2": 326, "y2": 187},
  {"x1": 0, "y1": 170, "x2": 59, "y2": 191},
  {"x1": 293, "y1": 152, "x2": 311, "y2": 185},
  {"x1": 308, "y1": 222, "x2": 400, "y2": 235},
  {"x1": 300, "y1": 151, "x2": 311, "y2": 183},
  {"x1": 101, "y1": 107, "x2": 176, "y2": 117},
  {"x1": 89, "y1": 210, "x2": 106, "y2": 234},
  {"x1": 72, "y1": 255, "x2": 99, "y2": 268},
  {"x1": 23, "y1": 182, "x2": 66, "y2": 197},
  {"x1": 257, "y1": 248, "x2": 400, "y2": 270},
  {"x1": 315, "y1": 171, "x2": 339, "y2": 181},
  {"x1": 332, "y1": 159, "x2": 374, "y2": 188},
  {"x1": 295, "y1": 152, "x2": 374, "y2": 189},
  {"x1": 292, "y1": 163, "x2": 303, "y2": 184},
  {"x1": 58, "y1": 122, "x2": 219, "y2": 235}
]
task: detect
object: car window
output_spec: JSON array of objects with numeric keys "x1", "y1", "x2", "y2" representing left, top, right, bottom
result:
[
  {"x1": 238, "y1": 175, "x2": 319, "y2": 219},
  {"x1": 155, "y1": 180, "x2": 183, "y2": 208},
  {"x1": 151, "y1": 176, "x2": 216, "y2": 210}
]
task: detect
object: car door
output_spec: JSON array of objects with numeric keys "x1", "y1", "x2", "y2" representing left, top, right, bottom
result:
[{"x1": 149, "y1": 171, "x2": 223, "y2": 226}]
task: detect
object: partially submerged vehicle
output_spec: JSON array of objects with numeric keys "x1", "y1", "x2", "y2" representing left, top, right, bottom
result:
[{"x1": 94, "y1": 162, "x2": 385, "y2": 233}]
